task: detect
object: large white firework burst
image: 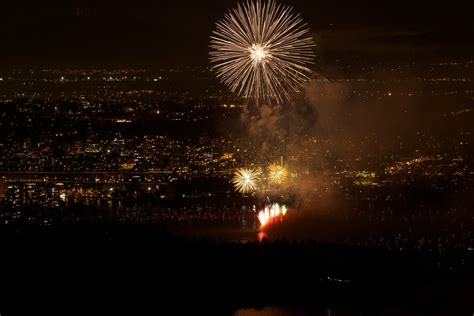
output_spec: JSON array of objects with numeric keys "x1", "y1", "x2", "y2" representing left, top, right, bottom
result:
[{"x1": 210, "y1": 0, "x2": 315, "y2": 105}]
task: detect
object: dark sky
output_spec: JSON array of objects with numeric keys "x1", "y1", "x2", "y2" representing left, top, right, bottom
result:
[{"x1": 1, "y1": 0, "x2": 473, "y2": 67}]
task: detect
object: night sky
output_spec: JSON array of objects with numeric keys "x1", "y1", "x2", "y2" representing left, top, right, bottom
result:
[{"x1": 1, "y1": 0, "x2": 474, "y2": 67}]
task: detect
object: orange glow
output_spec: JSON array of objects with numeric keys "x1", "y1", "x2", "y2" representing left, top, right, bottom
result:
[{"x1": 258, "y1": 232, "x2": 268, "y2": 242}]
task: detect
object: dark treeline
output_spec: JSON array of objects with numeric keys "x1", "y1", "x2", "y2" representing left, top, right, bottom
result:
[{"x1": 0, "y1": 224, "x2": 472, "y2": 315}]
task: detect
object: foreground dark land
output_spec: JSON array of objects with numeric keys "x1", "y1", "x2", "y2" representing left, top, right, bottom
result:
[{"x1": 0, "y1": 224, "x2": 472, "y2": 316}]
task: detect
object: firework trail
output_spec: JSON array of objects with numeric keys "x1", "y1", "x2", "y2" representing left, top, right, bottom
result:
[{"x1": 210, "y1": 0, "x2": 315, "y2": 106}]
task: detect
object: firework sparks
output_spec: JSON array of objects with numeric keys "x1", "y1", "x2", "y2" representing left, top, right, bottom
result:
[
  {"x1": 257, "y1": 203, "x2": 288, "y2": 228},
  {"x1": 233, "y1": 168, "x2": 260, "y2": 194},
  {"x1": 210, "y1": 0, "x2": 315, "y2": 105},
  {"x1": 268, "y1": 163, "x2": 288, "y2": 185}
]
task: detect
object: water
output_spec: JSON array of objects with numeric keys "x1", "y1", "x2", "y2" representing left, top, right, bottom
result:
[{"x1": 231, "y1": 307, "x2": 437, "y2": 316}]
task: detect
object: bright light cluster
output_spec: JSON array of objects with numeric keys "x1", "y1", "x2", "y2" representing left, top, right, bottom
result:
[
  {"x1": 232, "y1": 162, "x2": 288, "y2": 194},
  {"x1": 257, "y1": 203, "x2": 288, "y2": 228}
]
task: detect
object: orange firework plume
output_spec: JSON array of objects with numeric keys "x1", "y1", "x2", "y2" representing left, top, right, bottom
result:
[{"x1": 257, "y1": 203, "x2": 289, "y2": 228}]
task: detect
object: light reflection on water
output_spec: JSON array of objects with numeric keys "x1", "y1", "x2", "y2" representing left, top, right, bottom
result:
[
  {"x1": 232, "y1": 306, "x2": 318, "y2": 316},
  {"x1": 231, "y1": 307, "x2": 433, "y2": 316},
  {"x1": 231, "y1": 307, "x2": 347, "y2": 316}
]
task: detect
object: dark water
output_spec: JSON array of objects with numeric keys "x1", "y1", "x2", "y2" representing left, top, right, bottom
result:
[{"x1": 231, "y1": 307, "x2": 437, "y2": 316}]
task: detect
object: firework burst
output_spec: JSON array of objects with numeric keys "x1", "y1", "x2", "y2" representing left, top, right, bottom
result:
[
  {"x1": 268, "y1": 163, "x2": 288, "y2": 185},
  {"x1": 210, "y1": 0, "x2": 315, "y2": 105},
  {"x1": 233, "y1": 168, "x2": 260, "y2": 194}
]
